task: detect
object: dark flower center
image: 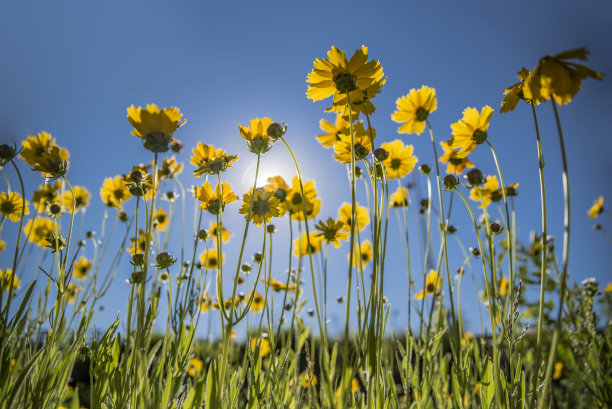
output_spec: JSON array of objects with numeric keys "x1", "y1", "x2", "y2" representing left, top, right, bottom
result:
[{"x1": 415, "y1": 107, "x2": 429, "y2": 122}]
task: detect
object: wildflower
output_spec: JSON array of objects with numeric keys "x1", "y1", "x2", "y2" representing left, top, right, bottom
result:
[
  {"x1": 316, "y1": 115, "x2": 350, "y2": 148},
  {"x1": 239, "y1": 188, "x2": 281, "y2": 225},
  {"x1": 315, "y1": 217, "x2": 349, "y2": 248},
  {"x1": 332, "y1": 75, "x2": 386, "y2": 119},
  {"x1": 283, "y1": 176, "x2": 321, "y2": 221},
  {"x1": 333, "y1": 378, "x2": 362, "y2": 406},
  {"x1": 127, "y1": 229, "x2": 152, "y2": 256},
  {"x1": 123, "y1": 166, "x2": 154, "y2": 198},
  {"x1": 450, "y1": 106, "x2": 494, "y2": 158},
  {"x1": 587, "y1": 196, "x2": 604, "y2": 219},
  {"x1": 157, "y1": 156, "x2": 184, "y2": 180},
  {"x1": 391, "y1": 86, "x2": 437, "y2": 135},
  {"x1": 24, "y1": 217, "x2": 53, "y2": 247},
  {"x1": 415, "y1": 270, "x2": 442, "y2": 299},
  {"x1": 267, "y1": 122, "x2": 286, "y2": 140},
  {"x1": 553, "y1": 361, "x2": 564, "y2": 380},
  {"x1": 464, "y1": 168, "x2": 485, "y2": 188},
  {"x1": 442, "y1": 174, "x2": 460, "y2": 190},
  {"x1": 0, "y1": 192, "x2": 29, "y2": 222},
  {"x1": 100, "y1": 176, "x2": 131, "y2": 210},
  {"x1": 0, "y1": 240, "x2": 5, "y2": 254},
  {"x1": 522, "y1": 48, "x2": 603, "y2": 105},
  {"x1": 239, "y1": 117, "x2": 275, "y2": 154},
  {"x1": 0, "y1": 268, "x2": 20, "y2": 292},
  {"x1": 61, "y1": 186, "x2": 90, "y2": 213},
  {"x1": 338, "y1": 202, "x2": 370, "y2": 232},
  {"x1": 152, "y1": 208, "x2": 168, "y2": 231},
  {"x1": 241, "y1": 263, "x2": 252, "y2": 273},
  {"x1": 264, "y1": 279, "x2": 296, "y2": 292},
  {"x1": 604, "y1": 282, "x2": 612, "y2": 294},
  {"x1": 207, "y1": 222, "x2": 232, "y2": 244},
  {"x1": 250, "y1": 337, "x2": 271, "y2": 357},
  {"x1": 19, "y1": 131, "x2": 69, "y2": 168},
  {"x1": 32, "y1": 181, "x2": 62, "y2": 209},
  {"x1": 264, "y1": 175, "x2": 290, "y2": 205},
  {"x1": 190, "y1": 143, "x2": 238, "y2": 176},
  {"x1": 500, "y1": 68, "x2": 543, "y2": 113},
  {"x1": 293, "y1": 372, "x2": 318, "y2": 388},
  {"x1": 194, "y1": 182, "x2": 237, "y2": 215},
  {"x1": 249, "y1": 291, "x2": 265, "y2": 312},
  {"x1": 499, "y1": 276, "x2": 509, "y2": 297},
  {"x1": 349, "y1": 240, "x2": 373, "y2": 267},
  {"x1": 65, "y1": 283, "x2": 79, "y2": 303},
  {"x1": 380, "y1": 140, "x2": 418, "y2": 179},
  {"x1": 469, "y1": 175, "x2": 518, "y2": 208},
  {"x1": 460, "y1": 331, "x2": 474, "y2": 348},
  {"x1": 126, "y1": 104, "x2": 186, "y2": 153},
  {"x1": 0, "y1": 144, "x2": 18, "y2": 169},
  {"x1": 333, "y1": 123, "x2": 375, "y2": 164},
  {"x1": 199, "y1": 294, "x2": 213, "y2": 312},
  {"x1": 45, "y1": 201, "x2": 66, "y2": 219},
  {"x1": 389, "y1": 187, "x2": 409, "y2": 208},
  {"x1": 31, "y1": 146, "x2": 69, "y2": 180},
  {"x1": 73, "y1": 257, "x2": 92, "y2": 280},
  {"x1": 187, "y1": 358, "x2": 204, "y2": 377},
  {"x1": 199, "y1": 248, "x2": 224, "y2": 270},
  {"x1": 293, "y1": 232, "x2": 323, "y2": 258},
  {"x1": 306, "y1": 46, "x2": 384, "y2": 116},
  {"x1": 439, "y1": 140, "x2": 474, "y2": 175}
]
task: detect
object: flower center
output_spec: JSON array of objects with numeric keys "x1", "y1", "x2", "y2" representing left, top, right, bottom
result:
[
  {"x1": 415, "y1": 107, "x2": 429, "y2": 122},
  {"x1": 291, "y1": 194, "x2": 302, "y2": 206},
  {"x1": 253, "y1": 197, "x2": 270, "y2": 216},
  {"x1": 426, "y1": 282, "x2": 435, "y2": 293},
  {"x1": 473, "y1": 129, "x2": 488, "y2": 144},
  {"x1": 390, "y1": 158, "x2": 402, "y2": 170},
  {"x1": 333, "y1": 73, "x2": 357, "y2": 94}
]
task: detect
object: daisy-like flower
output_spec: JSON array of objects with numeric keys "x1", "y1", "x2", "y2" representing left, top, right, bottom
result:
[
  {"x1": 194, "y1": 181, "x2": 238, "y2": 215},
  {"x1": 306, "y1": 46, "x2": 384, "y2": 114},
  {"x1": 100, "y1": 176, "x2": 131, "y2": 210},
  {"x1": 264, "y1": 176, "x2": 290, "y2": 215},
  {"x1": 333, "y1": 123, "x2": 375, "y2": 164},
  {"x1": 316, "y1": 114, "x2": 351, "y2": 149},
  {"x1": 264, "y1": 278, "x2": 296, "y2": 292},
  {"x1": 65, "y1": 283, "x2": 79, "y2": 303},
  {"x1": 157, "y1": 156, "x2": 184, "y2": 180},
  {"x1": 239, "y1": 188, "x2": 281, "y2": 225},
  {"x1": 380, "y1": 140, "x2": 418, "y2": 179},
  {"x1": 338, "y1": 202, "x2": 370, "y2": 232},
  {"x1": 200, "y1": 248, "x2": 225, "y2": 270},
  {"x1": 61, "y1": 186, "x2": 90, "y2": 213},
  {"x1": 190, "y1": 143, "x2": 238, "y2": 177},
  {"x1": 73, "y1": 257, "x2": 92, "y2": 280},
  {"x1": 239, "y1": 117, "x2": 275, "y2": 154},
  {"x1": 500, "y1": 68, "x2": 544, "y2": 113},
  {"x1": 389, "y1": 187, "x2": 409, "y2": 208},
  {"x1": 251, "y1": 337, "x2": 271, "y2": 357},
  {"x1": 20, "y1": 131, "x2": 69, "y2": 168},
  {"x1": 349, "y1": 240, "x2": 373, "y2": 268},
  {"x1": 0, "y1": 192, "x2": 29, "y2": 222},
  {"x1": 0, "y1": 144, "x2": 18, "y2": 169},
  {"x1": 553, "y1": 362, "x2": 564, "y2": 380},
  {"x1": 588, "y1": 196, "x2": 604, "y2": 219},
  {"x1": 469, "y1": 176, "x2": 518, "y2": 208},
  {"x1": 0, "y1": 239, "x2": 5, "y2": 254},
  {"x1": 207, "y1": 222, "x2": 232, "y2": 244},
  {"x1": 415, "y1": 269, "x2": 442, "y2": 299},
  {"x1": 0, "y1": 268, "x2": 20, "y2": 292},
  {"x1": 331, "y1": 75, "x2": 386, "y2": 120},
  {"x1": 127, "y1": 229, "x2": 152, "y2": 256},
  {"x1": 293, "y1": 372, "x2": 318, "y2": 388},
  {"x1": 248, "y1": 291, "x2": 265, "y2": 312},
  {"x1": 152, "y1": 208, "x2": 168, "y2": 231},
  {"x1": 522, "y1": 48, "x2": 603, "y2": 106},
  {"x1": 449, "y1": 106, "x2": 494, "y2": 158},
  {"x1": 187, "y1": 358, "x2": 204, "y2": 377},
  {"x1": 293, "y1": 232, "x2": 323, "y2": 258},
  {"x1": 283, "y1": 176, "x2": 321, "y2": 221},
  {"x1": 126, "y1": 104, "x2": 186, "y2": 153},
  {"x1": 32, "y1": 181, "x2": 62, "y2": 209},
  {"x1": 199, "y1": 294, "x2": 214, "y2": 312},
  {"x1": 122, "y1": 165, "x2": 154, "y2": 198},
  {"x1": 315, "y1": 217, "x2": 349, "y2": 248},
  {"x1": 499, "y1": 276, "x2": 509, "y2": 297},
  {"x1": 333, "y1": 378, "x2": 362, "y2": 406},
  {"x1": 391, "y1": 86, "x2": 437, "y2": 135},
  {"x1": 439, "y1": 140, "x2": 474, "y2": 175},
  {"x1": 31, "y1": 146, "x2": 70, "y2": 180},
  {"x1": 24, "y1": 217, "x2": 53, "y2": 247}
]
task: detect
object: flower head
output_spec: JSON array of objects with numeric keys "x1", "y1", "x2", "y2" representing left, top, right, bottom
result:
[
  {"x1": 380, "y1": 140, "x2": 418, "y2": 179},
  {"x1": 128, "y1": 229, "x2": 153, "y2": 256},
  {"x1": 282, "y1": 176, "x2": 321, "y2": 221},
  {"x1": 248, "y1": 291, "x2": 265, "y2": 312},
  {"x1": 32, "y1": 181, "x2": 62, "y2": 209},
  {"x1": 100, "y1": 176, "x2": 132, "y2": 210},
  {"x1": 264, "y1": 279, "x2": 296, "y2": 292},
  {"x1": 439, "y1": 140, "x2": 474, "y2": 175},
  {"x1": 415, "y1": 269, "x2": 442, "y2": 299},
  {"x1": 500, "y1": 68, "x2": 542, "y2": 113},
  {"x1": 207, "y1": 222, "x2": 232, "y2": 244},
  {"x1": 65, "y1": 283, "x2": 79, "y2": 303},
  {"x1": 390, "y1": 187, "x2": 409, "y2": 208},
  {"x1": 152, "y1": 208, "x2": 168, "y2": 231},
  {"x1": 239, "y1": 117, "x2": 275, "y2": 154},
  {"x1": 293, "y1": 232, "x2": 323, "y2": 258},
  {"x1": 24, "y1": 217, "x2": 53, "y2": 247},
  {"x1": 264, "y1": 176, "x2": 290, "y2": 213},
  {"x1": 194, "y1": 182, "x2": 237, "y2": 215},
  {"x1": 450, "y1": 106, "x2": 494, "y2": 158},
  {"x1": 0, "y1": 268, "x2": 20, "y2": 292},
  {"x1": 349, "y1": 240, "x2": 373, "y2": 268},
  {"x1": 127, "y1": 104, "x2": 186, "y2": 153},
  {"x1": 73, "y1": 257, "x2": 92, "y2": 280},
  {"x1": 338, "y1": 202, "x2": 370, "y2": 232},
  {"x1": 190, "y1": 143, "x2": 238, "y2": 176},
  {"x1": 315, "y1": 217, "x2": 349, "y2": 248},
  {"x1": 316, "y1": 115, "x2": 351, "y2": 149},
  {"x1": 250, "y1": 337, "x2": 271, "y2": 357},
  {"x1": 200, "y1": 248, "x2": 225, "y2": 270},
  {"x1": 62, "y1": 186, "x2": 90, "y2": 213},
  {"x1": 0, "y1": 192, "x2": 29, "y2": 222},
  {"x1": 499, "y1": 276, "x2": 509, "y2": 297},
  {"x1": 187, "y1": 358, "x2": 204, "y2": 377},
  {"x1": 469, "y1": 176, "x2": 518, "y2": 208},
  {"x1": 20, "y1": 132, "x2": 69, "y2": 169},
  {"x1": 239, "y1": 188, "x2": 281, "y2": 225},
  {"x1": 157, "y1": 157, "x2": 184, "y2": 180},
  {"x1": 588, "y1": 196, "x2": 604, "y2": 219},
  {"x1": 553, "y1": 362, "x2": 564, "y2": 380},
  {"x1": 31, "y1": 145, "x2": 69, "y2": 180},
  {"x1": 391, "y1": 86, "x2": 437, "y2": 135},
  {"x1": 333, "y1": 122, "x2": 375, "y2": 164}
]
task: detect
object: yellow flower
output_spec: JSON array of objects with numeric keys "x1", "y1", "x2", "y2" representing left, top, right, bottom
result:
[
  {"x1": 0, "y1": 268, "x2": 20, "y2": 292},
  {"x1": 152, "y1": 208, "x2": 168, "y2": 231},
  {"x1": 333, "y1": 378, "x2": 362, "y2": 406},
  {"x1": 190, "y1": 143, "x2": 238, "y2": 176},
  {"x1": 389, "y1": 187, "x2": 409, "y2": 208},
  {"x1": 294, "y1": 372, "x2": 318, "y2": 388},
  {"x1": 333, "y1": 122, "x2": 375, "y2": 164},
  {"x1": 469, "y1": 176, "x2": 518, "y2": 208},
  {"x1": 282, "y1": 176, "x2": 321, "y2": 221},
  {"x1": 588, "y1": 196, "x2": 604, "y2": 219},
  {"x1": 200, "y1": 248, "x2": 224, "y2": 270},
  {"x1": 239, "y1": 117, "x2": 276, "y2": 154},
  {"x1": 293, "y1": 232, "x2": 323, "y2": 258},
  {"x1": 500, "y1": 68, "x2": 543, "y2": 113},
  {"x1": 439, "y1": 140, "x2": 474, "y2": 175},
  {"x1": 19, "y1": 131, "x2": 69, "y2": 168},
  {"x1": 157, "y1": 156, "x2": 184, "y2": 180},
  {"x1": 338, "y1": 202, "x2": 370, "y2": 232},
  {"x1": 315, "y1": 217, "x2": 349, "y2": 248},
  {"x1": 380, "y1": 140, "x2": 418, "y2": 179},
  {"x1": 306, "y1": 46, "x2": 384, "y2": 117},
  {"x1": 250, "y1": 337, "x2": 271, "y2": 358},
  {"x1": 239, "y1": 188, "x2": 281, "y2": 225},
  {"x1": 461, "y1": 331, "x2": 474, "y2": 348},
  {"x1": 207, "y1": 222, "x2": 232, "y2": 244},
  {"x1": 187, "y1": 358, "x2": 204, "y2": 377},
  {"x1": 194, "y1": 182, "x2": 238, "y2": 215},
  {"x1": 0, "y1": 192, "x2": 29, "y2": 222},
  {"x1": 0, "y1": 240, "x2": 5, "y2": 254},
  {"x1": 100, "y1": 176, "x2": 131, "y2": 210},
  {"x1": 31, "y1": 146, "x2": 69, "y2": 180},
  {"x1": 391, "y1": 86, "x2": 437, "y2": 135},
  {"x1": 553, "y1": 361, "x2": 564, "y2": 380},
  {"x1": 603, "y1": 282, "x2": 612, "y2": 294},
  {"x1": 126, "y1": 104, "x2": 186, "y2": 152},
  {"x1": 499, "y1": 276, "x2": 509, "y2": 297},
  {"x1": 24, "y1": 217, "x2": 53, "y2": 247},
  {"x1": 65, "y1": 283, "x2": 79, "y2": 303},
  {"x1": 523, "y1": 48, "x2": 603, "y2": 106},
  {"x1": 248, "y1": 291, "x2": 265, "y2": 312},
  {"x1": 316, "y1": 115, "x2": 351, "y2": 149},
  {"x1": 450, "y1": 106, "x2": 494, "y2": 158},
  {"x1": 62, "y1": 186, "x2": 90, "y2": 213},
  {"x1": 73, "y1": 257, "x2": 92, "y2": 280},
  {"x1": 32, "y1": 181, "x2": 62, "y2": 209},
  {"x1": 331, "y1": 76, "x2": 386, "y2": 119},
  {"x1": 415, "y1": 270, "x2": 442, "y2": 299},
  {"x1": 127, "y1": 229, "x2": 152, "y2": 256},
  {"x1": 349, "y1": 240, "x2": 373, "y2": 268},
  {"x1": 199, "y1": 294, "x2": 213, "y2": 312},
  {"x1": 264, "y1": 279, "x2": 296, "y2": 292}
]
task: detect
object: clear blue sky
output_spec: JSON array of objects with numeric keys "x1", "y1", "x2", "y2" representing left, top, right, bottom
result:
[{"x1": 1, "y1": 0, "x2": 611, "y2": 338}]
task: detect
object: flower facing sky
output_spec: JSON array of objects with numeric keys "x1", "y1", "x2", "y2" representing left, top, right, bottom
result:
[
  {"x1": 333, "y1": 123, "x2": 375, "y2": 164},
  {"x1": 62, "y1": 186, "x2": 90, "y2": 213},
  {"x1": 0, "y1": 268, "x2": 20, "y2": 293},
  {"x1": 338, "y1": 202, "x2": 370, "y2": 232},
  {"x1": 316, "y1": 114, "x2": 350, "y2": 149},
  {"x1": 24, "y1": 217, "x2": 53, "y2": 247},
  {"x1": 438, "y1": 140, "x2": 474, "y2": 175},
  {"x1": 469, "y1": 175, "x2": 518, "y2": 208},
  {"x1": 200, "y1": 248, "x2": 225, "y2": 270},
  {"x1": 239, "y1": 188, "x2": 281, "y2": 225},
  {"x1": 415, "y1": 270, "x2": 442, "y2": 299},
  {"x1": 450, "y1": 106, "x2": 494, "y2": 158},
  {"x1": 349, "y1": 240, "x2": 373, "y2": 268},
  {"x1": 391, "y1": 86, "x2": 437, "y2": 135},
  {"x1": 380, "y1": 140, "x2": 418, "y2": 179},
  {"x1": 207, "y1": 221, "x2": 232, "y2": 244},
  {"x1": 0, "y1": 192, "x2": 29, "y2": 222},
  {"x1": 282, "y1": 176, "x2": 321, "y2": 221},
  {"x1": 389, "y1": 187, "x2": 409, "y2": 208},
  {"x1": 315, "y1": 217, "x2": 349, "y2": 248},
  {"x1": 19, "y1": 131, "x2": 69, "y2": 168},
  {"x1": 100, "y1": 176, "x2": 131, "y2": 210},
  {"x1": 293, "y1": 232, "x2": 323, "y2": 258},
  {"x1": 73, "y1": 257, "x2": 92, "y2": 280}
]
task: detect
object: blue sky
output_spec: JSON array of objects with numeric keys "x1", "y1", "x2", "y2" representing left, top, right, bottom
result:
[{"x1": 1, "y1": 0, "x2": 611, "y2": 338}]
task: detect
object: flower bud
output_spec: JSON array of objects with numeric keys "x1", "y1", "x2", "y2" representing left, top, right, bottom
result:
[
  {"x1": 354, "y1": 145, "x2": 369, "y2": 160},
  {"x1": 253, "y1": 252, "x2": 263, "y2": 263},
  {"x1": 470, "y1": 247, "x2": 480, "y2": 257},
  {"x1": 266, "y1": 224, "x2": 276, "y2": 234},
  {"x1": 354, "y1": 166, "x2": 363, "y2": 178},
  {"x1": 131, "y1": 253, "x2": 145, "y2": 267},
  {"x1": 373, "y1": 148, "x2": 389, "y2": 161},
  {"x1": 490, "y1": 222, "x2": 503, "y2": 235},
  {"x1": 241, "y1": 263, "x2": 252, "y2": 273},
  {"x1": 170, "y1": 139, "x2": 184, "y2": 153},
  {"x1": 447, "y1": 225, "x2": 457, "y2": 234},
  {"x1": 86, "y1": 231, "x2": 95, "y2": 239},
  {"x1": 464, "y1": 169, "x2": 484, "y2": 187},
  {"x1": 117, "y1": 211, "x2": 128, "y2": 222},
  {"x1": 443, "y1": 174, "x2": 460, "y2": 190},
  {"x1": 131, "y1": 270, "x2": 146, "y2": 283},
  {"x1": 197, "y1": 229, "x2": 208, "y2": 241},
  {"x1": 419, "y1": 164, "x2": 431, "y2": 175},
  {"x1": 267, "y1": 123, "x2": 286, "y2": 140},
  {"x1": 420, "y1": 199, "x2": 429, "y2": 208},
  {"x1": 143, "y1": 132, "x2": 172, "y2": 153},
  {"x1": 307, "y1": 308, "x2": 315, "y2": 317},
  {"x1": 155, "y1": 252, "x2": 176, "y2": 269}
]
